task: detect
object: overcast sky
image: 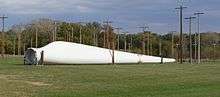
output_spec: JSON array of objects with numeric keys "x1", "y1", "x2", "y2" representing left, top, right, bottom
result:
[{"x1": 0, "y1": 0, "x2": 219, "y2": 34}]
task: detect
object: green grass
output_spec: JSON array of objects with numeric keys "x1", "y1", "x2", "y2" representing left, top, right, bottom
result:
[{"x1": 0, "y1": 57, "x2": 220, "y2": 97}]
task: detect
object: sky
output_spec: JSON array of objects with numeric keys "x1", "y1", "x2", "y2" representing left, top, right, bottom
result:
[{"x1": 0, "y1": 0, "x2": 219, "y2": 34}]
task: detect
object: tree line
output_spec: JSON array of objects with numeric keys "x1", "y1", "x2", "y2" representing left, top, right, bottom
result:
[{"x1": 0, "y1": 18, "x2": 219, "y2": 61}]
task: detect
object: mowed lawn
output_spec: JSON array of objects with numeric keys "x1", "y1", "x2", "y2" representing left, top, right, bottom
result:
[{"x1": 0, "y1": 57, "x2": 220, "y2": 97}]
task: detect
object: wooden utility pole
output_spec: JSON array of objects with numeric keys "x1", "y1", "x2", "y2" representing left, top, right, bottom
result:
[
  {"x1": 111, "y1": 28, "x2": 115, "y2": 65},
  {"x1": 194, "y1": 12, "x2": 204, "y2": 64},
  {"x1": 77, "y1": 22, "x2": 86, "y2": 44},
  {"x1": 130, "y1": 34, "x2": 133, "y2": 52},
  {"x1": 176, "y1": 44, "x2": 180, "y2": 62},
  {"x1": 193, "y1": 33, "x2": 197, "y2": 62},
  {"x1": 142, "y1": 33, "x2": 146, "y2": 54},
  {"x1": 0, "y1": 15, "x2": 8, "y2": 57},
  {"x1": 176, "y1": 6, "x2": 187, "y2": 64},
  {"x1": 147, "y1": 31, "x2": 150, "y2": 55},
  {"x1": 103, "y1": 20, "x2": 112, "y2": 49},
  {"x1": 123, "y1": 32, "x2": 128, "y2": 52},
  {"x1": 170, "y1": 31, "x2": 176, "y2": 58},
  {"x1": 17, "y1": 33, "x2": 21, "y2": 55},
  {"x1": 71, "y1": 26, "x2": 74, "y2": 42},
  {"x1": 79, "y1": 25, "x2": 82, "y2": 43},
  {"x1": 213, "y1": 43, "x2": 216, "y2": 61},
  {"x1": 53, "y1": 21, "x2": 57, "y2": 42},
  {"x1": 159, "y1": 37, "x2": 162, "y2": 63},
  {"x1": 91, "y1": 26, "x2": 99, "y2": 46},
  {"x1": 13, "y1": 36, "x2": 16, "y2": 55},
  {"x1": 185, "y1": 17, "x2": 196, "y2": 64},
  {"x1": 114, "y1": 27, "x2": 122, "y2": 50},
  {"x1": 138, "y1": 26, "x2": 149, "y2": 55},
  {"x1": 35, "y1": 25, "x2": 38, "y2": 48},
  {"x1": 104, "y1": 20, "x2": 114, "y2": 64},
  {"x1": 67, "y1": 22, "x2": 71, "y2": 42}
]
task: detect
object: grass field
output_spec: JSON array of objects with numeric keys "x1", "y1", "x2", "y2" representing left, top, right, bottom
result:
[{"x1": 0, "y1": 57, "x2": 220, "y2": 97}]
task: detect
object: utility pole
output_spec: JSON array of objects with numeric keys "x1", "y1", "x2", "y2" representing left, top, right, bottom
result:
[
  {"x1": 35, "y1": 25, "x2": 38, "y2": 48},
  {"x1": 92, "y1": 26, "x2": 99, "y2": 46},
  {"x1": 104, "y1": 20, "x2": 114, "y2": 64},
  {"x1": 71, "y1": 26, "x2": 74, "y2": 42},
  {"x1": 53, "y1": 21, "x2": 57, "y2": 42},
  {"x1": 212, "y1": 43, "x2": 216, "y2": 61},
  {"x1": 103, "y1": 20, "x2": 113, "y2": 49},
  {"x1": 17, "y1": 32, "x2": 21, "y2": 55},
  {"x1": 147, "y1": 30, "x2": 150, "y2": 55},
  {"x1": 159, "y1": 36, "x2": 163, "y2": 64},
  {"x1": 106, "y1": 23, "x2": 115, "y2": 64},
  {"x1": 176, "y1": 43, "x2": 180, "y2": 62},
  {"x1": 176, "y1": 6, "x2": 187, "y2": 64},
  {"x1": 0, "y1": 15, "x2": 8, "y2": 57},
  {"x1": 67, "y1": 22, "x2": 71, "y2": 42},
  {"x1": 130, "y1": 34, "x2": 133, "y2": 52},
  {"x1": 79, "y1": 24, "x2": 82, "y2": 43},
  {"x1": 170, "y1": 31, "x2": 176, "y2": 58},
  {"x1": 194, "y1": 12, "x2": 204, "y2": 64},
  {"x1": 114, "y1": 27, "x2": 122, "y2": 50},
  {"x1": 138, "y1": 26, "x2": 149, "y2": 55},
  {"x1": 111, "y1": 28, "x2": 115, "y2": 65},
  {"x1": 30, "y1": 25, "x2": 33, "y2": 48},
  {"x1": 193, "y1": 33, "x2": 197, "y2": 62},
  {"x1": 77, "y1": 22, "x2": 86, "y2": 44},
  {"x1": 142, "y1": 33, "x2": 146, "y2": 55},
  {"x1": 23, "y1": 29, "x2": 26, "y2": 55},
  {"x1": 13, "y1": 36, "x2": 16, "y2": 55},
  {"x1": 185, "y1": 16, "x2": 196, "y2": 64},
  {"x1": 123, "y1": 32, "x2": 128, "y2": 52},
  {"x1": 93, "y1": 26, "x2": 96, "y2": 46}
]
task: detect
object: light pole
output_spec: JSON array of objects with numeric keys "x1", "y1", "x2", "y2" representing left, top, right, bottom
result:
[
  {"x1": 176, "y1": 6, "x2": 187, "y2": 64},
  {"x1": 194, "y1": 12, "x2": 204, "y2": 63},
  {"x1": 185, "y1": 16, "x2": 196, "y2": 64}
]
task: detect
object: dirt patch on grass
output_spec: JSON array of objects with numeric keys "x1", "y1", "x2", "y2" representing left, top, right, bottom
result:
[
  {"x1": 24, "y1": 81, "x2": 51, "y2": 86},
  {"x1": 0, "y1": 74, "x2": 17, "y2": 80},
  {"x1": 0, "y1": 74, "x2": 51, "y2": 87}
]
